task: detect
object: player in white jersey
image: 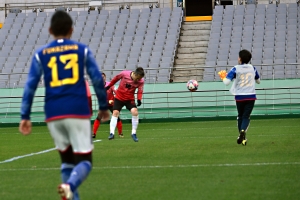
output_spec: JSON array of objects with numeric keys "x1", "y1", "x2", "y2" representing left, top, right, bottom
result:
[{"x1": 219, "y1": 49, "x2": 260, "y2": 145}]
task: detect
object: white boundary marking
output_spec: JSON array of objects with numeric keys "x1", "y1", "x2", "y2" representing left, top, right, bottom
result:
[
  {"x1": 0, "y1": 140, "x2": 102, "y2": 164},
  {"x1": 0, "y1": 162, "x2": 299, "y2": 171}
]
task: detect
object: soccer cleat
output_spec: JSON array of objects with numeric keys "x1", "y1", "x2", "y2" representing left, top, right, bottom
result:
[
  {"x1": 242, "y1": 138, "x2": 247, "y2": 146},
  {"x1": 237, "y1": 130, "x2": 247, "y2": 145},
  {"x1": 119, "y1": 133, "x2": 124, "y2": 138},
  {"x1": 92, "y1": 133, "x2": 96, "y2": 138},
  {"x1": 58, "y1": 183, "x2": 73, "y2": 200},
  {"x1": 131, "y1": 134, "x2": 138, "y2": 142},
  {"x1": 108, "y1": 133, "x2": 114, "y2": 140}
]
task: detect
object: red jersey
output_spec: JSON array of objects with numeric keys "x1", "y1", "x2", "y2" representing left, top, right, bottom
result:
[
  {"x1": 108, "y1": 70, "x2": 144, "y2": 101},
  {"x1": 105, "y1": 81, "x2": 115, "y2": 106}
]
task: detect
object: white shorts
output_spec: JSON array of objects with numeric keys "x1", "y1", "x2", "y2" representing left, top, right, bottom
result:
[{"x1": 47, "y1": 118, "x2": 93, "y2": 153}]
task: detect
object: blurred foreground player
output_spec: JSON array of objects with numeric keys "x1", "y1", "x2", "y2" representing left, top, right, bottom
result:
[
  {"x1": 219, "y1": 49, "x2": 260, "y2": 146},
  {"x1": 93, "y1": 72, "x2": 123, "y2": 138},
  {"x1": 105, "y1": 67, "x2": 145, "y2": 142},
  {"x1": 19, "y1": 10, "x2": 109, "y2": 200}
]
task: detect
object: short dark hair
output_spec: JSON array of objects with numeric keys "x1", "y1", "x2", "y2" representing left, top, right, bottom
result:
[
  {"x1": 50, "y1": 10, "x2": 73, "y2": 36},
  {"x1": 102, "y1": 72, "x2": 106, "y2": 77},
  {"x1": 239, "y1": 49, "x2": 252, "y2": 64},
  {"x1": 135, "y1": 67, "x2": 145, "y2": 77}
]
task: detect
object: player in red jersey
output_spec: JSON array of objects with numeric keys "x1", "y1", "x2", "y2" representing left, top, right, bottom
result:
[
  {"x1": 92, "y1": 73, "x2": 123, "y2": 138},
  {"x1": 105, "y1": 67, "x2": 145, "y2": 142}
]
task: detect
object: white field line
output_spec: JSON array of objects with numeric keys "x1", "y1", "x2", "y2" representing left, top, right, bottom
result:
[
  {"x1": 0, "y1": 140, "x2": 102, "y2": 164},
  {"x1": 0, "y1": 162, "x2": 300, "y2": 171}
]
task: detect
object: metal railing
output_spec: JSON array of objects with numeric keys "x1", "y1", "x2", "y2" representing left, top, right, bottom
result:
[
  {"x1": 0, "y1": 0, "x2": 162, "y2": 16},
  {"x1": 1, "y1": 1, "x2": 89, "y2": 16},
  {"x1": 0, "y1": 85, "x2": 299, "y2": 123},
  {"x1": 0, "y1": 63, "x2": 299, "y2": 88}
]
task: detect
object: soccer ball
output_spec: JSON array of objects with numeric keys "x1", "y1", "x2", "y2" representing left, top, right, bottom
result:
[{"x1": 187, "y1": 80, "x2": 198, "y2": 92}]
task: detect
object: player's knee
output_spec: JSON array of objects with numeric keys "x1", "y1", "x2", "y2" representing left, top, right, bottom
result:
[
  {"x1": 112, "y1": 110, "x2": 119, "y2": 117},
  {"x1": 74, "y1": 153, "x2": 92, "y2": 165},
  {"x1": 131, "y1": 108, "x2": 138, "y2": 116}
]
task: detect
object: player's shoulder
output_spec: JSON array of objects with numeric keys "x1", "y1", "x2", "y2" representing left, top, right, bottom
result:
[
  {"x1": 68, "y1": 39, "x2": 88, "y2": 51},
  {"x1": 120, "y1": 70, "x2": 131, "y2": 76},
  {"x1": 230, "y1": 65, "x2": 238, "y2": 71},
  {"x1": 35, "y1": 39, "x2": 88, "y2": 55},
  {"x1": 34, "y1": 40, "x2": 52, "y2": 55}
]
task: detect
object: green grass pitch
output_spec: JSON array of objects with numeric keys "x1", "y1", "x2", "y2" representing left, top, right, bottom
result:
[{"x1": 0, "y1": 118, "x2": 300, "y2": 200}]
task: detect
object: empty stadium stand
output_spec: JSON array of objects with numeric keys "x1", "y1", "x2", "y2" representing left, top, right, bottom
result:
[
  {"x1": 204, "y1": 3, "x2": 300, "y2": 81},
  {"x1": 0, "y1": 7, "x2": 183, "y2": 88}
]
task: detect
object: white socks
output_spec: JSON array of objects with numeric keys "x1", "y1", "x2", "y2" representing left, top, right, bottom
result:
[
  {"x1": 110, "y1": 116, "x2": 118, "y2": 134},
  {"x1": 132, "y1": 115, "x2": 139, "y2": 134}
]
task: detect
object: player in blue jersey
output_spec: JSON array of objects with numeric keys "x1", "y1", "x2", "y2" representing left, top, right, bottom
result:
[
  {"x1": 19, "y1": 11, "x2": 109, "y2": 200},
  {"x1": 219, "y1": 49, "x2": 260, "y2": 146}
]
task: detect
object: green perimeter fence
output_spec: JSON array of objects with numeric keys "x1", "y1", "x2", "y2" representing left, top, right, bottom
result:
[{"x1": 0, "y1": 79, "x2": 300, "y2": 125}]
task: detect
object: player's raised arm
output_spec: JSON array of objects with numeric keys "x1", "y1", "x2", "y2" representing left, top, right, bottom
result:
[
  {"x1": 21, "y1": 54, "x2": 43, "y2": 120},
  {"x1": 223, "y1": 67, "x2": 236, "y2": 86},
  {"x1": 85, "y1": 48, "x2": 108, "y2": 111}
]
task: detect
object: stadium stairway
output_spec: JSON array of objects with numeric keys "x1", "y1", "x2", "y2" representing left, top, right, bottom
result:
[{"x1": 172, "y1": 21, "x2": 211, "y2": 82}]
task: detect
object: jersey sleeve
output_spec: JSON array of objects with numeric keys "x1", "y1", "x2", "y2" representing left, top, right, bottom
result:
[
  {"x1": 85, "y1": 48, "x2": 108, "y2": 111},
  {"x1": 254, "y1": 66, "x2": 260, "y2": 80},
  {"x1": 137, "y1": 82, "x2": 144, "y2": 100},
  {"x1": 20, "y1": 54, "x2": 43, "y2": 120},
  {"x1": 108, "y1": 72, "x2": 123, "y2": 87},
  {"x1": 226, "y1": 67, "x2": 236, "y2": 81},
  {"x1": 111, "y1": 85, "x2": 116, "y2": 95}
]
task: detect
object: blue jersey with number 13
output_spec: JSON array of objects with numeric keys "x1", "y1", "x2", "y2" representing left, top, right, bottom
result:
[{"x1": 21, "y1": 39, "x2": 108, "y2": 121}]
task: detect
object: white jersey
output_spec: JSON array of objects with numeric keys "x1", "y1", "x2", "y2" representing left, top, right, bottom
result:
[{"x1": 229, "y1": 64, "x2": 257, "y2": 96}]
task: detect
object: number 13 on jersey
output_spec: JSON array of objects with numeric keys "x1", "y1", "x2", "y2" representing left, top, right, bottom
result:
[{"x1": 47, "y1": 53, "x2": 79, "y2": 87}]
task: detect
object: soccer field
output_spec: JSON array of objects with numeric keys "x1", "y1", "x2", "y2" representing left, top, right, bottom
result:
[{"x1": 0, "y1": 118, "x2": 300, "y2": 200}]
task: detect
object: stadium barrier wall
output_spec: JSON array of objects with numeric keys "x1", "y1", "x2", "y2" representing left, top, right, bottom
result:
[{"x1": 0, "y1": 79, "x2": 299, "y2": 126}]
